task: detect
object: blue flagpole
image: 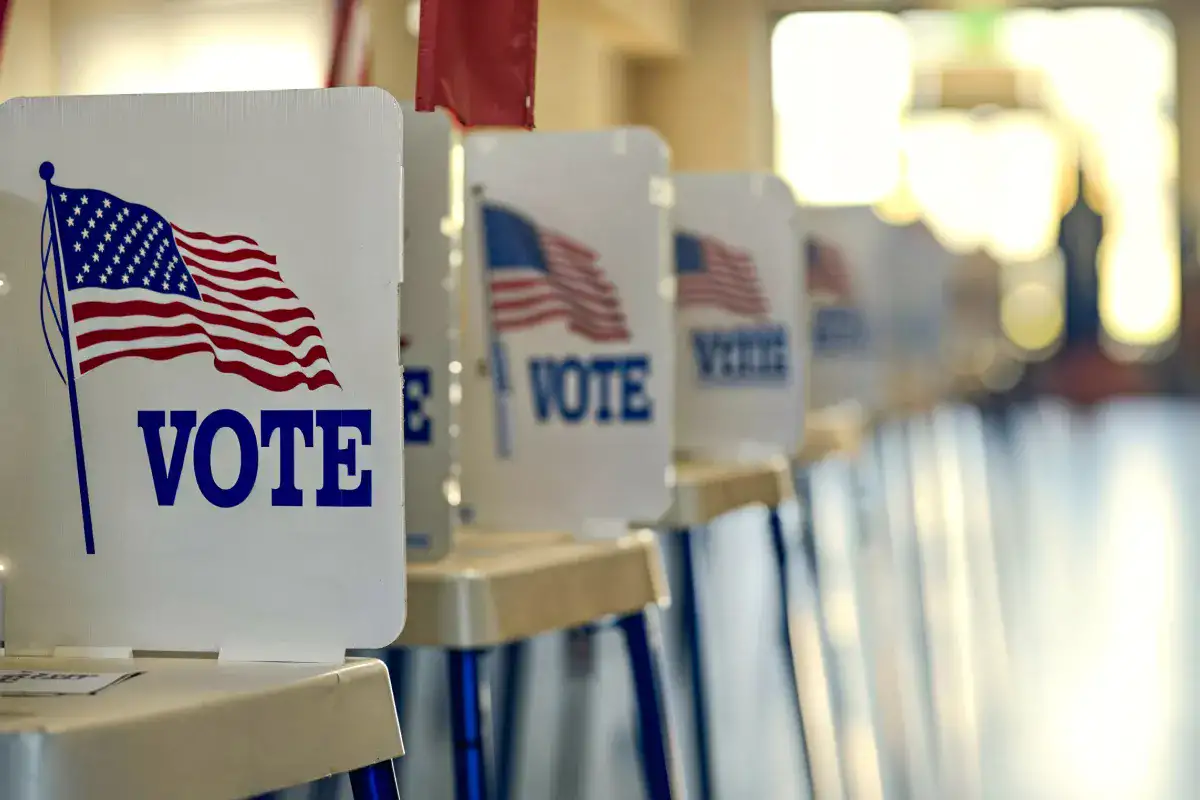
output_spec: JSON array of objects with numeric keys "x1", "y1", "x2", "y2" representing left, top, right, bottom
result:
[
  {"x1": 491, "y1": 337, "x2": 512, "y2": 459},
  {"x1": 41, "y1": 161, "x2": 96, "y2": 555},
  {"x1": 473, "y1": 186, "x2": 513, "y2": 460}
]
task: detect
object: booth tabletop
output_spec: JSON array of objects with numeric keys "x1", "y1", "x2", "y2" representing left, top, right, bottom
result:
[
  {"x1": 399, "y1": 530, "x2": 668, "y2": 649},
  {"x1": 658, "y1": 461, "x2": 792, "y2": 527},
  {"x1": 0, "y1": 655, "x2": 402, "y2": 800},
  {"x1": 798, "y1": 405, "x2": 869, "y2": 465}
]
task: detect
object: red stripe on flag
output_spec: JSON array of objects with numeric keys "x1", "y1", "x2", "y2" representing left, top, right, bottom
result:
[
  {"x1": 71, "y1": 299, "x2": 327, "y2": 348},
  {"x1": 76, "y1": 322, "x2": 333, "y2": 369},
  {"x1": 182, "y1": 257, "x2": 282, "y2": 284},
  {"x1": 169, "y1": 224, "x2": 258, "y2": 247},
  {"x1": 175, "y1": 238, "x2": 278, "y2": 266},
  {"x1": 79, "y1": 342, "x2": 340, "y2": 392}
]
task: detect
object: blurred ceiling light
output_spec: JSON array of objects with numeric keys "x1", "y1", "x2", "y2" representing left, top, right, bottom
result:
[
  {"x1": 1045, "y1": 9, "x2": 1173, "y2": 129},
  {"x1": 904, "y1": 113, "x2": 984, "y2": 252},
  {"x1": 772, "y1": 12, "x2": 911, "y2": 206},
  {"x1": 1099, "y1": 227, "x2": 1179, "y2": 348},
  {"x1": 979, "y1": 113, "x2": 1062, "y2": 261},
  {"x1": 904, "y1": 108, "x2": 1061, "y2": 261}
]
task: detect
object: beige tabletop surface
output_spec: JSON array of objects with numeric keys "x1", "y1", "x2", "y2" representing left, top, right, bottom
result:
[
  {"x1": 0, "y1": 655, "x2": 402, "y2": 800},
  {"x1": 399, "y1": 529, "x2": 668, "y2": 648}
]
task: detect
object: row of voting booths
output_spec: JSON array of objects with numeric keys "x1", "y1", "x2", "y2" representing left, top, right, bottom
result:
[{"x1": 0, "y1": 87, "x2": 985, "y2": 800}]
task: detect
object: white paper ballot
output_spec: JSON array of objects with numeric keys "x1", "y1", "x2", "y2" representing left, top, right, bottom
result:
[{"x1": 0, "y1": 669, "x2": 141, "y2": 696}]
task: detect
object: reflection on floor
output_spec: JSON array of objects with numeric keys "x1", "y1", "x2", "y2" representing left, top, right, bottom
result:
[{"x1": 285, "y1": 398, "x2": 1200, "y2": 800}]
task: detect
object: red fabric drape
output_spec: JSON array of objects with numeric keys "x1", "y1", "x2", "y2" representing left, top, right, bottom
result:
[
  {"x1": 0, "y1": 0, "x2": 13, "y2": 68},
  {"x1": 327, "y1": 0, "x2": 370, "y2": 87},
  {"x1": 415, "y1": 0, "x2": 538, "y2": 129}
]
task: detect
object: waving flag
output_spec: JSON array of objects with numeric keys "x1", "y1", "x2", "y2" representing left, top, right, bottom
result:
[
  {"x1": 675, "y1": 231, "x2": 769, "y2": 318},
  {"x1": 38, "y1": 164, "x2": 340, "y2": 555},
  {"x1": 482, "y1": 203, "x2": 629, "y2": 342},
  {"x1": 45, "y1": 182, "x2": 339, "y2": 393},
  {"x1": 805, "y1": 235, "x2": 853, "y2": 301},
  {"x1": 805, "y1": 235, "x2": 866, "y2": 353},
  {"x1": 328, "y1": 0, "x2": 371, "y2": 87}
]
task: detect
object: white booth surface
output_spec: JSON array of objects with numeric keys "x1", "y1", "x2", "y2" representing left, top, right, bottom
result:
[{"x1": 0, "y1": 656, "x2": 402, "y2": 800}]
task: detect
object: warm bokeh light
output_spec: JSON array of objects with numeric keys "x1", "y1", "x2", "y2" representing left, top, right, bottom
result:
[
  {"x1": 776, "y1": 6, "x2": 1178, "y2": 354},
  {"x1": 772, "y1": 13, "x2": 911, "y2": 206},
  {"x1": 1002, "y1": 281, "x2": 1062, "y2": 354}
]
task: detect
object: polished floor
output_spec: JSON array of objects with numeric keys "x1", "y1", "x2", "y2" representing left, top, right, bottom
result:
[{"x1": 287, "y1": 398, "x2": 1197, "y2": 799}]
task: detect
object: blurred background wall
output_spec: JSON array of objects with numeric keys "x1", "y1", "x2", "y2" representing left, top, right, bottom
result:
[{"x1": 2, "y1": 0, "x2": 1191, "y2": 374}]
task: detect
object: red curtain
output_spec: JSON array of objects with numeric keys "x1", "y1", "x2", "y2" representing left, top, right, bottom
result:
[{"x1": 415, "y1": 0, "x2": 539, "y2": 129}]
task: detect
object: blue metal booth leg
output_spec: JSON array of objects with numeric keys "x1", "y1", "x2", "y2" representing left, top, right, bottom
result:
[
  {"x1": 767, "y1": 504, "x2": 818, "y2": 798},
  {"x1": 384, "y1": 648, "x2": 410, "y2": 729},
  {"x1": 494, "y1": 640, "x2": 528, "y2": 800},
  {"x1": 676, "y1": 527, "x2": 716, "y2": 800},
  {"x1": 449, "y1": 649, "x2": 492, "y2": 800},
  {"x1": 619, "y1": 608, "x2": 684, "y2": 800},
  {"x1": 349, "y1": 759, "x2": 402, "y2": 800}
]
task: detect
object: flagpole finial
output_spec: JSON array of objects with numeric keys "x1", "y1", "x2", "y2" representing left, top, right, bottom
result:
[{"x1": 39, "y1": 161, "x2": 55, "y2": 181}]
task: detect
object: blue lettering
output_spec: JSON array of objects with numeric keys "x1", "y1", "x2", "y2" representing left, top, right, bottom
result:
[
  {"x1": 814, "y1": 307, "x2": 867, "y2": 354},
  {"x1": 693, "y1": 335, "x2": 718, "y2": 378},
  {"x1": 404, "y1": 367, "x2": 433, "y2": 444},
  {"x1": 557, "y1": 357, "x2": 589, "y2": 423},
  {"x1": 138, "y1": 410, "x2": 197, "y2": 506},
  {"x1": 529, "y1": 360, "x2": 557, "y2": 422},
  {"x1": 315, "y1": 409, "x2": 373, "y2": 508},
  {"x1": 691, "y1": 326, "x2": 790, "y2": 385},
  {"x1": 261, "y1": 410, "x2": 313, "y2": 507},
  {"x1": 591, "y1": 358, "x2": 618, "y2": 423},
  {"x1": 527, "y1": 355, "x2": 654, "y2": 424},
  {"x1": 619, "y1": 356, "x2": 653, "y2": 422},
  {"x1": 193, "y1": 409, "x2": 259, "y2": 509},
  {"x1": 137, "y1": 408, "x2": 374, "y2": 508}
]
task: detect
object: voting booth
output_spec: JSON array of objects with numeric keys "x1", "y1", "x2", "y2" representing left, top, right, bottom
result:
[
  {"x1": 947, "y1": 249, "x2": 1004, "y2": 394},
  {"x1": 673, "y1": 173, "x2": 806, "y2": 461},
  {"x1": 0, "y1": 88, "x2": 405, "y2": 798},
  {"x1": 803, "y1": 206, "x2": 889, "y2": 417},
  {"x1": 393, "y1": 126, "x2": 680, "y2": 800},
  {"x1": 460, "y1": 127, "x2": 674, "y2": 536},
  {"x1": 400, "y1": 103, "x2": 460, "y2": 563}
]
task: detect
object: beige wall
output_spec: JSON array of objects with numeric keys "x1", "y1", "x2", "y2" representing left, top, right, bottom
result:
[
  {"x1": 630, "y1": 0, "x2": 773, "y2": 172},
  {"x1": 0, "y1": 0, "x2": 54, "y2": 100},
  {"x1": 0, "y1": 0, "x2": 764, "y2": 163},
  {"x1": 14, "y1": 0, "x2": 1197, "y2": 194},
  {"x1": 1, "y1": 0, "x2": 329, "y2": 100}
]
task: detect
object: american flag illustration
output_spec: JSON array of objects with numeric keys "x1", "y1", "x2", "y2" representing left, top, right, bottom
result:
[
  {"x1": 328, "y1": 0, "x2": 371, "y2": 87},
  {"x1": 482, "y1": 203, "x2": 630, "y2": 343},
  {"x1": 674, "y1": 231, "x2": 769, "y2": 317},
  {"x1": 48, "y1": 185, "x2": 339, "y2": 392},
  {"x1": 806, "y1": 235, "x2": 854, "y2": 301}
]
